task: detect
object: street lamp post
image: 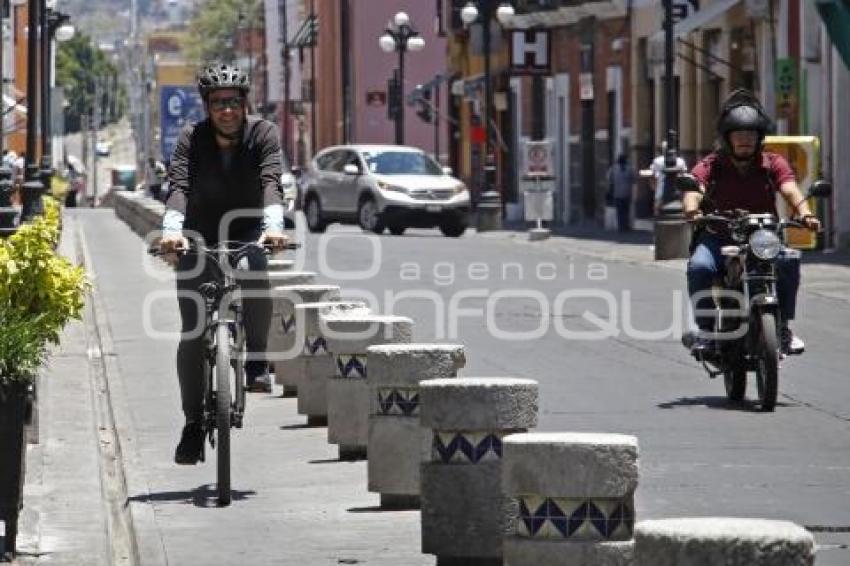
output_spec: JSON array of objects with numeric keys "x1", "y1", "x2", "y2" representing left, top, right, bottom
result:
[
  {"x1": 22, "y1": 0, "x2": 43, "y2": 221},
  {"x1": 379, "y1": 12, "x2": 425, "y2": 145},
  {"x1": 460, "y1": 1, "x2": 514, "y2": 224},
  {"x1": 41, "y1": 2, "x2": 72, "y2": 196}
]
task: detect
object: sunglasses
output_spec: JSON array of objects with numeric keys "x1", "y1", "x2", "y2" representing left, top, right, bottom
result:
[{"x1": 209, "y1": 96, "x2": 244, "y2": 112}]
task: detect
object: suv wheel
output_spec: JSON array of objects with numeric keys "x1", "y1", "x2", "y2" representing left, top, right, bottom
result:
[
  {"x1": 358, "y1": 197, "x2": 385, "y2": 234},
  {"x1": 305, "y1": 196, "x2": 327, "y2": 233},
  {"x1": 439, "y1": 216, "x2": 467, "y2": 238}
]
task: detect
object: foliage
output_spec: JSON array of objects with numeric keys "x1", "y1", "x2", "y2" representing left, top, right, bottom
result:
[
  {"x1": 183, "y1": 0, "x2": 261, "y2": 64},
  {"x1": 0, "y1": 199, "x2": 89, "y2": 384},
  {"x1": 55, "y1": 32, "x2": 127, "y2": 133}
]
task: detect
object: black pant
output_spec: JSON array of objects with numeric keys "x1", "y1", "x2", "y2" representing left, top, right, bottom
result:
[
  {"x1": 614, "y1": 197, "x2": 631, "y2": 232},
  {"x1": 175, "y1": 245, "x2": 270, "y2": 422}
]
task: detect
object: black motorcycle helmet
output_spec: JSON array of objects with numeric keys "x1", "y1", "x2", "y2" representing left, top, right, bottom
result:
[
  {"x1": 197, "y1": 63, "x2": 251, "y2": 100},
  {"x1": 716, "y1": 88, "x2": 773, "y2": 155}
]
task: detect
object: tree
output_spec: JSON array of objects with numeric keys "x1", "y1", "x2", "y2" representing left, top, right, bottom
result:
[
  {"x1": 182, "y1": 0, "x2": 261, "y2": 64},
  {"x1": 55, "y1": 33, "x2": 126, "y2": 132}
]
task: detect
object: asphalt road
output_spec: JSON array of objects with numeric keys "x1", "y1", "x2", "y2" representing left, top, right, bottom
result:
[
  {"x1": 289, "y1": 221, "x2": 850, "y2": 564},
  {"x1": 68, "y1": 201, "x2": 850, "y2": 564}
]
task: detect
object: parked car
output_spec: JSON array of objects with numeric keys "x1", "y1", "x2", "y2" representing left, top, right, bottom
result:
[{"x1": 300, "y1": 145, "x2": 470, "y2": 237}]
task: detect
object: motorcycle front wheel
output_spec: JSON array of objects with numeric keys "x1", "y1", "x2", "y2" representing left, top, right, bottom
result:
[{"x1": 755, "y1": 312, "x2": 779, "y2": 412}]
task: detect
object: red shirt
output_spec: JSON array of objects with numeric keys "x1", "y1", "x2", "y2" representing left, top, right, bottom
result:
[{"x1": 691, "y1": 152, "x2": 796, "y2": 215}]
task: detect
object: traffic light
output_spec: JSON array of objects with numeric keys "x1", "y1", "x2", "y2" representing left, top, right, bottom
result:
[{"x1": 416, "y1": 86, "x2": 432, "y2": 123}]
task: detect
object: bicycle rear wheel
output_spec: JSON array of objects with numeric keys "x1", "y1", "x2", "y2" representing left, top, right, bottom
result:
[{"x1": 215, "y1": 323, "x2": 232, "y2": 505}]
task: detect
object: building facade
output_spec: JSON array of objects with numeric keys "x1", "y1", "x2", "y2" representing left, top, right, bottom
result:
[{"x1": 275, "y1": 0, "x2": 449, "y2": 167}]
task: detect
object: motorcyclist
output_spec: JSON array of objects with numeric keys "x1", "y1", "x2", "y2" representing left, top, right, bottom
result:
[
  {"x1": 683, "y1": 89, "x2": 820, "y2": 356},
  {"x1": 159, "y1": 63, "x2": 288, "y2": 465}
]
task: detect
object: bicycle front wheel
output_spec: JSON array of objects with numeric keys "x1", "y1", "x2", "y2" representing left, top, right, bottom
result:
[{"x1": 215, "y1": 323, "x2": 232, "y2": 506}]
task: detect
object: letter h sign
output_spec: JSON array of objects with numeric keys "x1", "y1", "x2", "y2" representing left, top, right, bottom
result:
[{"x1": 511, "y1": 30, "x2": 551, "y2": 75}]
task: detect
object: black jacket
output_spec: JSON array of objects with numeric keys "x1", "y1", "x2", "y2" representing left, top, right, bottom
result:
[{"x1": 166, "y1": 116, "x2": 282, "y2": 244}]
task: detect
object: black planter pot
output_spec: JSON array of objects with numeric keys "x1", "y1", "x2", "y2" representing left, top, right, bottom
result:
[{"x1": 0, "y1": 382, "x2": 29, "y2": 560}]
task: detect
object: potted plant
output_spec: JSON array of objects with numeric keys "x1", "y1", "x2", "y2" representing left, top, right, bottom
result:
[
  {"x1": 0, "y1": 314, "x2": 45, "y2": 560},
  {"x1": 0, "y1": 198, "x2": 86, "y2": 559}
]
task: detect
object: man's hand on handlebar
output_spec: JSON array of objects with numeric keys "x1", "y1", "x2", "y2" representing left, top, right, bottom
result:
[
  {"x1": 159, "y1": 233, "x2": 189, "y2": 266},
  {"x1": 799, "y1": 215, "x2": 821, "y2": 233},
  {"x1": 258, "y1": 230, "x2": 290, "y2": 252},
  {"x1": 684, "y1": 209, "x2": 704, "y2": 222}
]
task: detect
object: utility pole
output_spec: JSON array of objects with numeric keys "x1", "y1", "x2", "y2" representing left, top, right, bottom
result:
[{"x1": 91, "y1": 79, "x2": 100, "y2": 206}]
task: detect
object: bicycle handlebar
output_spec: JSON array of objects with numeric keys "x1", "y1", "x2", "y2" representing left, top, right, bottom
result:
[{"x1": 148, "y1": 240, "x2": 301, "y2": 257}]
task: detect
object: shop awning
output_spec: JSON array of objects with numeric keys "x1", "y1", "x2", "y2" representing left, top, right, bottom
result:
[
  {"x1": 289, "y1": 14, "x2": 318, "y2": 49},
  {"x1": 815, "y1": 0, "x2": 850, "y2": 70}
]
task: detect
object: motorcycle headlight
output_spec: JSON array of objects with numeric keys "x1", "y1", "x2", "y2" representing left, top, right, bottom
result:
[{"x1": 749, "y1": 229, "x2": 782, "y2": 260}]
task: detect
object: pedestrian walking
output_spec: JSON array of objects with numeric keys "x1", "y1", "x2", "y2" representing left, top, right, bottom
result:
[{"x1": 607, "y1": 153, "x2": 636, "y2": 232}]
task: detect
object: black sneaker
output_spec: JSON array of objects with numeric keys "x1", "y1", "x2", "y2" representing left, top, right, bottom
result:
[
  {"x1": 245, "y1": 360, "x2": 271, "y2": 393},
  {"x1": 174, "y1": 421, "x2": 204, "y2": 465}
]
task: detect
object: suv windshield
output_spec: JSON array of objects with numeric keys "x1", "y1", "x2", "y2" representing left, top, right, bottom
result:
[{"x1": 362, "y1": 151, "x2": 443, "y2": 176}]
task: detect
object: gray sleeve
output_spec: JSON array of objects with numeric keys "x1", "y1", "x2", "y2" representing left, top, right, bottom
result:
[
  {"x1": 257, "y1": 121, "x2": 283, "y2": 208},
  {"x1": 164, "y1": 124, "x2": 193, "y2": 215}
]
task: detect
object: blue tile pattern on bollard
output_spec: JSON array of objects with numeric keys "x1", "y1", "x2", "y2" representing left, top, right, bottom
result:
[
  {"x1": 376, "y1": 387, "x2": 420, "y2": 416},
  {"x1": 518, "y1": 496, "x2": 634, "y2": 541},
  {"x1": 303, "y1": 335, "x2": 328, "y2": 356},
  {"x1": 432, "y1": 431, "x2": 510, "y2": 464},
  {"x1": 336, "y1": 354, "x2": 367, "y2": 379},
  {"x1": 281, "y1": 313, "x2": 296, "y2": 334}
]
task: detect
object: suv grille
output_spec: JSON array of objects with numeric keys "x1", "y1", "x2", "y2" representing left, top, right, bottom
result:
[{"x1": 410, "y1": 189, "x2": 454, "y2": 201}]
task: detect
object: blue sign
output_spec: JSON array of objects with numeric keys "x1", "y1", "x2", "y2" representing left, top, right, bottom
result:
[{"x1": 160, "y1": 86, "x2": 205, "y2": 161}]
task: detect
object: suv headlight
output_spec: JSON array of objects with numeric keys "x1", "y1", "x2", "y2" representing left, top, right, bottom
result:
[
  {"x1": 377, "y1": 181, "x2": 407, "y2": 194},
  {"x1": 452, "y1": 183, "x2": 468, "y2": 195},
  {"x1": 749, "y1": 229, "x2": 781, "y2": 260}
]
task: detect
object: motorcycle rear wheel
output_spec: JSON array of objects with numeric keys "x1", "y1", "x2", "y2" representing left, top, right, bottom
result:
[
  {"x1": 755, "y1": 312, "x2": 779, "y2": 412},
  {"x1": 723, "y1": 365, "x2": 746, "y2": 402}
]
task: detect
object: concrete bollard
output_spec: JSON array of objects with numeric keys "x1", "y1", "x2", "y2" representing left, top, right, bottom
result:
[
  {"x1": 419, "y1": 377, "x2": 538, "y2": 565},
  {"x1": 366, "y1": 344, "x2": 466, "y2": 509},
  {"x1": 260, "y1": 272, "x2": 316, "y2": 370},
  {"x1": 293, "y1": 301, "x2": 370, "y2": 426},
  {"x1": 323, "y1": 314, "x2": 413, "y2": 460},
  {"x1": 266, "y1": 259, "x2": 294, "y2": 271},
  {"x1": 270, "y1": 285, "x2": 341, "y2": 396},
  {"x1": 634, "y1": 518, "x2": 815, "y2": 566},
  {"x1": 501, "y1": 432, "x2": 638, "y2": 566}
]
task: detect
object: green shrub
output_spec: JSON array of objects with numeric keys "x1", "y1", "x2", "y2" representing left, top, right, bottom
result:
[{"x1": 0, "y1": 198, "x2": 88, "y2": 385}]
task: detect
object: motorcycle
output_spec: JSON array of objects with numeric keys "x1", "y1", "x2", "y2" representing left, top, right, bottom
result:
[{"x1": 678, "y1": 176, "x2": 831, "y2": 411}]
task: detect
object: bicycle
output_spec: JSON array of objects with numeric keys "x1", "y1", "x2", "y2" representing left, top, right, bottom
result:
[{"x1": 150, "y1": 239, "x2": 298, "y2": 505}]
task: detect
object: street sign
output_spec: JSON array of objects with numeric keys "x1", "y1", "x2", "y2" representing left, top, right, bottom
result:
[
  {"x1": 521, "y1": 139, "x2": 555, "y2": 178},
  {"x1": 160, "y1": 86, "x2": 204, "y2": 161},
  {"x1": 774, "y1": 58, "x2": 798, "y2": 121},
  {"x1": 511, "y1": 30, "x2": 551, "y2": 75}
]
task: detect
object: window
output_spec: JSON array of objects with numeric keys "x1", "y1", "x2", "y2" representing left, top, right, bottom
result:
[
  {"x1": 361, "y1": 151, "x2": 444, "y2": 176},
  {"x1": 316, "y1": 151, "x2": 341, "y2": 171}
]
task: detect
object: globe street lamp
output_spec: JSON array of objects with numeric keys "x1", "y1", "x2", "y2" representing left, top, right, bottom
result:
[
  {"x1": 460, "y1": 1, "x2": 514, "y2": 210},
  {"x1": 379, "y1": 11, "x2": 425, "y2": 145}
]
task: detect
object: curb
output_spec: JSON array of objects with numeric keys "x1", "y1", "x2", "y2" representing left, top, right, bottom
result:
[{"x1": 75, "y1": 221, "x2": 169, "y2": 566}]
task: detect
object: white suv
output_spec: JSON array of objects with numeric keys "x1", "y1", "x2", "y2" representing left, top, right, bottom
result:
[{"x1": 301, "y1": 145, "x2": 470, "y2": 237}]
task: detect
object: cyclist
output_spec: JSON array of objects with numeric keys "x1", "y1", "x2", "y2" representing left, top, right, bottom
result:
[
  {"x1": 683, "y1": 89, "x2": 820, "y2": 356},
  {"x1": 159, "y1": 63, "x2": 288, "y2": 465}
]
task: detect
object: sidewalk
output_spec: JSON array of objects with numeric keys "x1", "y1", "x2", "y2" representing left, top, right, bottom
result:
[{"x1": 17, "y1": 208, "x2": 432, "y2": 566}]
